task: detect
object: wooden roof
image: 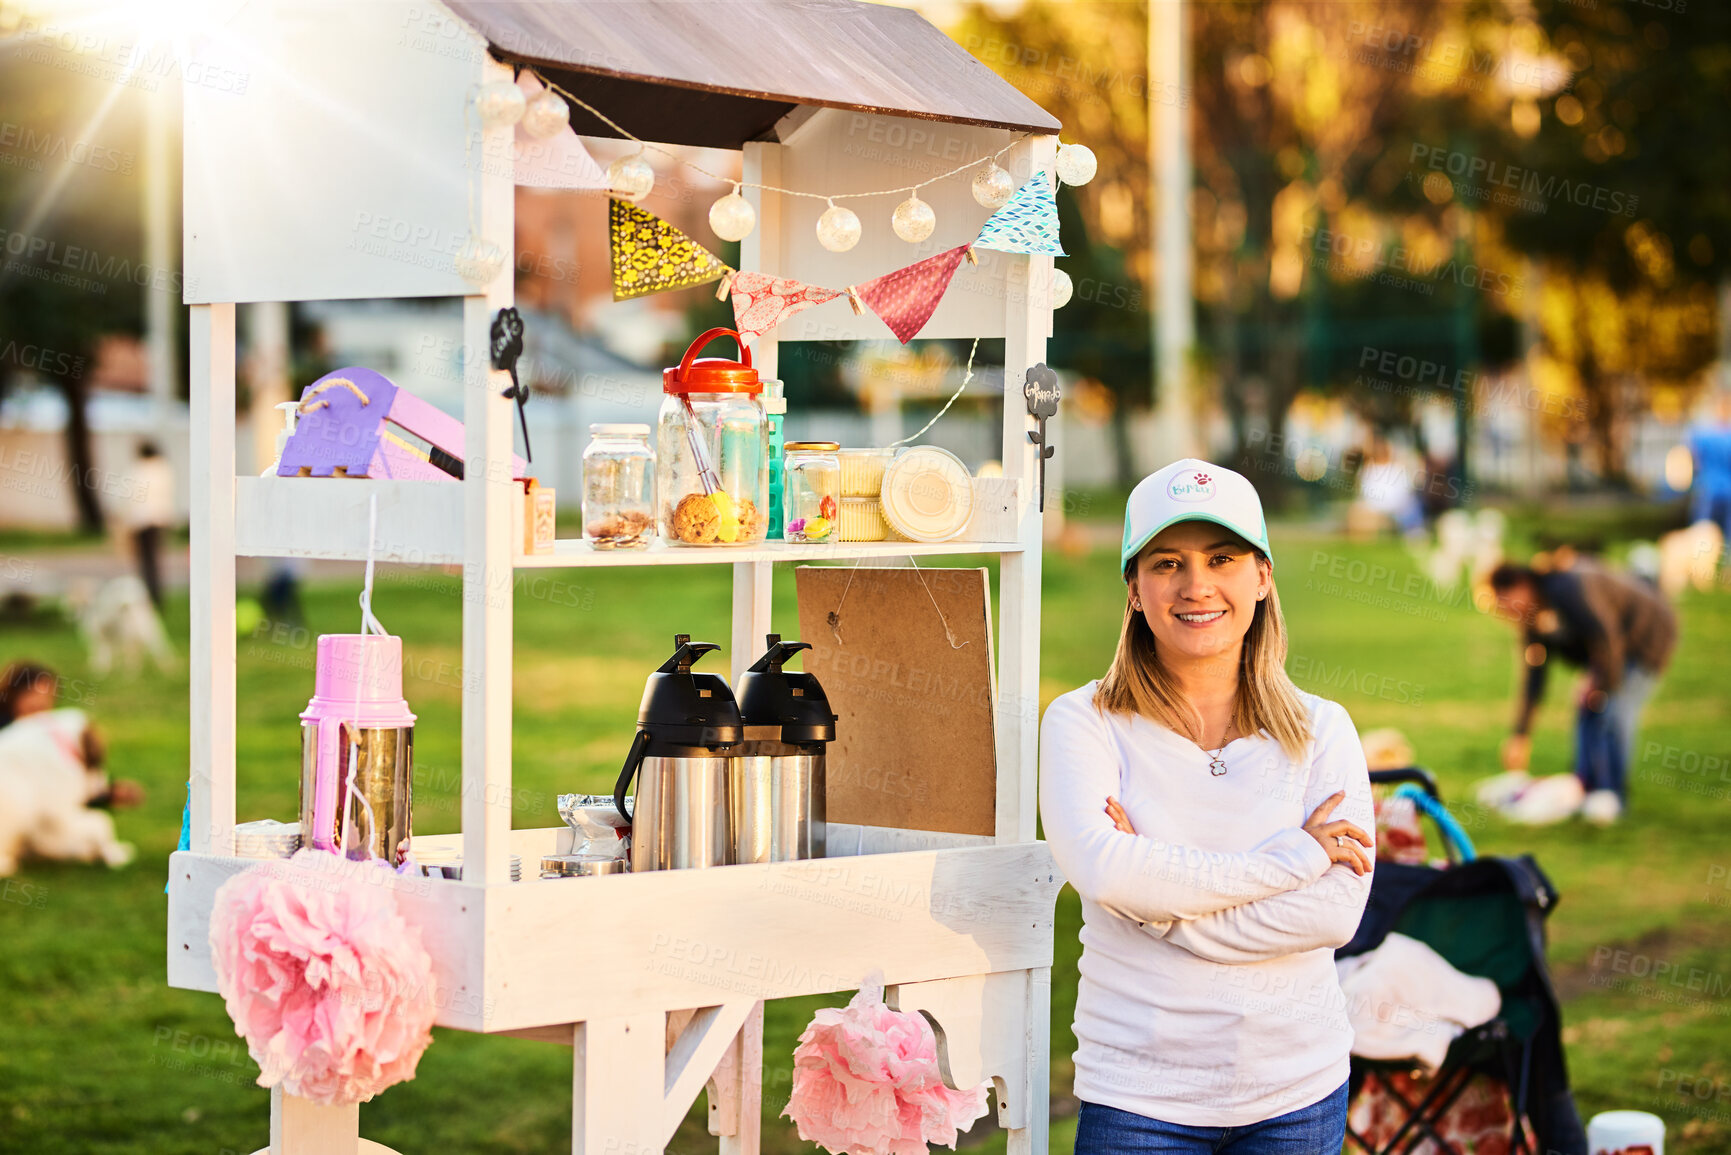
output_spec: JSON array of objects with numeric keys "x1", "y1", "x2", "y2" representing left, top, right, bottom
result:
[{"x1": 443, "y1": 0, "x2": 1060, "y2": 148}]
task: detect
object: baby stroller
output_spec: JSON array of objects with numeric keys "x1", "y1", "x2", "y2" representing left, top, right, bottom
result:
[{"x1": 1338, "y1": 768, "x2": 1587, "y2": 1155}]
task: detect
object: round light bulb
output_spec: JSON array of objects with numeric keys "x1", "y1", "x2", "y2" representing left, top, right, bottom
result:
[
  {"x1": 708, "y1": 186, "x2": 756, "y2": 242},
  {"x1": 972, "y1": 160, "x2": 1015, "y2": 210},
  {"x1": 816, "y1": 199, "x2": 861, "y2": 252},
  {"x1": 1055, "y1": 142, "x2": 1098, "y2": 187},
  {"x1": 454, "y1": 236, "x2": 506, "y2": 286},
  {"x1": 891, "y1": 193, "x2": 936, "y2": 243},
  {"x1": 520, "y1": 90, "x2": 569, "y2": 139},
  {"x1": 475, "y1": 81, "x2": 526, "y2": 129},
  {"x1": 607, "y1": 153, "x2": 654, "y2": 200},
  {"x1": 1051, "y1": 267, "x2": 1073, "y2": 308}
]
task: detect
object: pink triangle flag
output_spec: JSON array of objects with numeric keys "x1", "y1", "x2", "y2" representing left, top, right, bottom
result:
[
  {"x1": 852, "y1": 244, "x2": 972, "y2": 344},
  {"x1": 726, "y1": 271, "x2": 845, "y2": 345},
  {"x1": 512, "y1": 73, "x2": 608, "y2": 191}
]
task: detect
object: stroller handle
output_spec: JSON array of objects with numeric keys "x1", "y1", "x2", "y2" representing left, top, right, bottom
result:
[{"x1": 1368, "y1": 766, "x2": 1440, "y2": 798}]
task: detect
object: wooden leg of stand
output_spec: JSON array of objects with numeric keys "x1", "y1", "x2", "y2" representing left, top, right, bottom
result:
[
  {"x1": 574, "y1": 1013, "x2": 665, "y2": 1155},
  {"x1": 709, "y1": 1001, "x2": 763, "y2": 1155},
  {"x1": 269, "y1": 1087, "x2": 359, "y2": 1155}
]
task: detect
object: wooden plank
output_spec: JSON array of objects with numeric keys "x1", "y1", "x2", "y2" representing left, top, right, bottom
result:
[
  {"x1": 522, "y1": 537, "x2": 1025, "y2": 569},
  {"x1": 574, "y1": 1013, "x2": 664, "y2": 1155},
  {"x1": 888, "y1": 972, "x2": 1030, "y2": 1125},
  {"x1": 189, "y1": 302, "x2": 236, "y2": 856},
  {"x1": 165, "y1": 851, "x2": 489, "y2": 1031},
  {"x1": 660, "y1": 1001, "x2": 757, "y2": 1148},
  {"x1": 994, "y1": 135, "x2": 1057, "y2": 845},
  {"x1": 234, "y1": 477, "x2": 464, "y2": 562},
  {"x1": 270, "y1": 1088, "x2": 358, "y2": 1155},
  {"x1": 713, "y1": 1002, "x2": 764, "y2": 1155},
  {"x1": 824, "y1": 823, "x2": 993, "y2": 857},
  {"x1": 442, "y1": 1, "x2": 1060, "y2": 140},
  {"x1": 462, "y1": 54, "x2": 519, "y2": 889},
  {"x1": 731, "y1": 560, "x2": 774, "y2": 687},
  {"x1": 183, "y1": 2, "x2": 481, "y2": 304},
  {"x1": 480, "y1": 842, "x2": 1061, "y2": 1029}
]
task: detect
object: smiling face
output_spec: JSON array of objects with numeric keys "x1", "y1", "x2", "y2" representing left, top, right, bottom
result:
[{"x1": 1129, "y1": 520, "x2": 1272, "y2": 668}]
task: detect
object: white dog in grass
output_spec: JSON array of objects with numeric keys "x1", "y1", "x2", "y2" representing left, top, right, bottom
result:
[
  {"x1": 0, "y1": 706, "x2": 135, "y2": 876},
  {"x1": 62, "y1": 575, "x2": 175, "y2": 677}
]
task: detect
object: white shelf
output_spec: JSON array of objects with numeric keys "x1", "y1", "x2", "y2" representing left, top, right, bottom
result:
[
  {"x1": 520, "y1": 537, "x2": 1024, "y2": 568},
  {"x1": 167, "y1": 840, "x2": 1062, "y2": 1032},
  {"x1": 235, "y1": 476, "x2": 1023, "y2": 567}
]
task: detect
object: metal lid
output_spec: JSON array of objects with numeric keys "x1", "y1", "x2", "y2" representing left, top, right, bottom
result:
[
  {"x1": 540, "y1": 853, "x2": 627, "y2": 877},
  {"x1": 590, "y1": 423, "x2": 650, "y2": 437},
  {"x1": 664, "y1": 327, "x2": 760, "y2": 395},
  {"x1": 784, "y1": 441, "x2": 841, "y2": 452}
]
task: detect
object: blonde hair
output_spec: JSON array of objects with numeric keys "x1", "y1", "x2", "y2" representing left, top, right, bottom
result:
[{"x1": 1094, "y1": 552, "x2": 1313, "y2": 762}]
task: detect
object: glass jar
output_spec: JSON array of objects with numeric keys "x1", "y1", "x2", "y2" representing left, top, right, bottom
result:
[
  {"x1": 783, "y1": 442, "x2": 841, "y2": 545},
  {"x1": 582, "y1": 424, "x2": 655, "y2": 549},
  {"x1": 657, "y1": 328, "x2": 768, "y2": 546}
]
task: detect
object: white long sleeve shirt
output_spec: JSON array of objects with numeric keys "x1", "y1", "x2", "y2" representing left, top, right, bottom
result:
[{"x1": 1039, "y1": 682, "x2": 1373, "y2": 1128}]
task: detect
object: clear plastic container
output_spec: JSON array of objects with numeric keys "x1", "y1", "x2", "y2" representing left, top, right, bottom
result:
[
  {"x1": 838, "y1": 497, "x2": 888, "y2": 542},
  {"x1": 783, "y1": 442, "x2": 841, "y2": 545},
  {"x1": 838, "y1": 447, "x2": 894, "y2": 497},
  {"x1": 657, "y1": 329, "x2": 768, "y2": 546},
  {"x1": 582, "y1": 424, "x2": 655, "y2": 550}
]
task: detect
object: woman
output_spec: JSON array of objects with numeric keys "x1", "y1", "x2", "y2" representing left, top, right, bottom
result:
[{"x1": 1040, "y1": 459, "x2": 1375, "y2": 1152}]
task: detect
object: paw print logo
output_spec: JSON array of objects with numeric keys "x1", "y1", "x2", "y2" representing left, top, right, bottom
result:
[{"x1": 1193, "y1": 472, "x2": 1212, "y2": 486}]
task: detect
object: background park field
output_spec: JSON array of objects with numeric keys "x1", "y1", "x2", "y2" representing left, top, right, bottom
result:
[{"x1": 2, "y1": 509, "x2": 1728, "y2": 1154}]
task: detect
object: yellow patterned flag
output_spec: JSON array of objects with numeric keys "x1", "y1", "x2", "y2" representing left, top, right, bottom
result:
[{"x1": 610, "y1": 198, "x2": 731, "y2": 300}]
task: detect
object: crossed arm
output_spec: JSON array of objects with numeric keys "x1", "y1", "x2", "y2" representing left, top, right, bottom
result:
[{"x1": 1039, "y1": 694, "x2": 1375, "y2": 964}]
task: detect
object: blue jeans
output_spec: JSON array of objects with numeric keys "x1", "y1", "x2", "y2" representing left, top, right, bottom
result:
[
  {"x1": 1574, "y1": 665, "x2": 1658, "y2": 801},
  {"x1": 1075, "y1": 1082, "x2": 1348, "y2": 1153}
]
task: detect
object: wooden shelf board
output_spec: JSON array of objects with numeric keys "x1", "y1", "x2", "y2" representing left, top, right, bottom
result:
[{"x1": 166, "y1": 839, "x2": 1060, "y2": 1032}]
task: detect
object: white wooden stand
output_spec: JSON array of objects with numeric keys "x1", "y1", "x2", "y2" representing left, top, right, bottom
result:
[{"x1": 169, "y1": 10, "x2": 1062, "y2": 1153}]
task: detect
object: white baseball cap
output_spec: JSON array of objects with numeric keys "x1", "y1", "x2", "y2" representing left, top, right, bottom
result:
[{"x1": 1120, "y1": 458, "x2": 1271, "y2": 580}]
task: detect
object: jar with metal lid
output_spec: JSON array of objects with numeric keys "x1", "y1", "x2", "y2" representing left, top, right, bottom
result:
[
  {"x1": 582, "y1": 424, "x2": 655, "y2": 550},
  {"x1": 657, "y1": 328, "x2": 768, "y2": 546},
  {"x1": 783, "y1": 442, "x2": 841, "y2": 545}
]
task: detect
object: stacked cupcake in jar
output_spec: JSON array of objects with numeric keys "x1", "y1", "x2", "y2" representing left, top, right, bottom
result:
[{"x1": 836, "y1": 449, "x2": 895, "y2": 541}]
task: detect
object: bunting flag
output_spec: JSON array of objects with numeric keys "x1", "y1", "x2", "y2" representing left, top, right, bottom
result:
[
  {"x1": 722, "y1": 271, "x2": 846, "y2": 345},
  {"x1": 513, "y1": 74, "x2": 608, "y2": 191},
  {"x1": 851, "y1": 244, "x2": 972, "y2": 344},
  {"x1": 973, "y1": 171, "x2": 1066, "y2": 257},
  {"x1": 609, "y1": 198, "x2": 731, "y2": 300}
]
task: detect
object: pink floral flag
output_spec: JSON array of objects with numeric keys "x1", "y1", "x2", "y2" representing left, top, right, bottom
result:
[
  {"x1": 851, "y1": 245, "x2": 972, "y2": 344},
  {"x1": 726, "y1": 271, "x2": 845, "y2": 345}
]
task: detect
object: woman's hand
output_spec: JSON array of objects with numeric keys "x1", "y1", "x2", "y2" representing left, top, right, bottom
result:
[
  {"x1": 1303, "y1": 791, "x2": 1373, "y2": 875},
  {"x1": 1105, "y1": 796, "x2": 1136, "y2": 835}
]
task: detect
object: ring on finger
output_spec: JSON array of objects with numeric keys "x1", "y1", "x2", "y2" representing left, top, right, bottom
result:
[{"x1": 1335, "y1": 835, "x2": 1346, "y2": 847}]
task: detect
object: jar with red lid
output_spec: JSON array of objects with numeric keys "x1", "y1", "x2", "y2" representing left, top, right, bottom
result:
[{"x1": 657, "y1": 328, "x2": 768, "y2": 546}]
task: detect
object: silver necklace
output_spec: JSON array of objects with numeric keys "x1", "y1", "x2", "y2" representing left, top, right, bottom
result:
[{"x1": 1204, "y1": 724, "x2": 1235, "y2": 776}]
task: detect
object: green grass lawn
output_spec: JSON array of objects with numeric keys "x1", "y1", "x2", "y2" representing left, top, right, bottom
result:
[{"x1": 2, "y1": 522, "x2": 1727, "y2": 1153}]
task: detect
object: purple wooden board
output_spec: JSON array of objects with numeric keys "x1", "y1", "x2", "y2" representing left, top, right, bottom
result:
[{"x1": 277, "y1": 368, "x2": 401, "y2": 477}]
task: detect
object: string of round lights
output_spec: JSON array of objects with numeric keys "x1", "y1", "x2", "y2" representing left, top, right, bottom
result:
[{"x1": 506, "y1": 70, "x2": 1095, "y2": 254}]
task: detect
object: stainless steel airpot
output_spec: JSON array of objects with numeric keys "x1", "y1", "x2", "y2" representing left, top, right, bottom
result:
[
  {"x1": 613, "y1": 634, "x2": 742, "y2": 871},
  {"x1": 730, "y1": 634, "x2": 836, "y2": 863}
]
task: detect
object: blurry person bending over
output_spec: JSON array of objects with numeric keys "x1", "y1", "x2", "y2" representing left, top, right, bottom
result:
[{"x1": 1488, "y1": 557, "x2": 1676, "y2": 825}]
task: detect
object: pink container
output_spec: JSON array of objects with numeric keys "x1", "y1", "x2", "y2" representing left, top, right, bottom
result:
[{"x1": 298, "y1": 635, "x2": 416, "y2": 861}]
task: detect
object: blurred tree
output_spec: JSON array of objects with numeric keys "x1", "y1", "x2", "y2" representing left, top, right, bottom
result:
[
  {"x1": 1476, "y1": 0, "x2": 1731, "y2": 482},
  {"x1": 0, "y1": 18, "x2": 150, "y2": 532},
  {"x1": 951, "y1": 1, "x2": 1153, "y2": 486}
]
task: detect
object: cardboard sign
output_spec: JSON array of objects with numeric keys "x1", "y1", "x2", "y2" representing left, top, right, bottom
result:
[{"x1": 795, "y1": 566, "x2": 998, "y2": 837}]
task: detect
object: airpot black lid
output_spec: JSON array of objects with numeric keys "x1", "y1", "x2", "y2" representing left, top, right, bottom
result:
[
  {"x1": 737, "y1": 634, "x2": 837, "y2": 745},
  {"x1": 637, "y1": 634, "x2": 742, "y2": 749}
]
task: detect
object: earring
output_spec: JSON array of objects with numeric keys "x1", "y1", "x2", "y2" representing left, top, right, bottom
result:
[{"x1": 1132, "y1": 600, "x2": 1142, "y2": 611}]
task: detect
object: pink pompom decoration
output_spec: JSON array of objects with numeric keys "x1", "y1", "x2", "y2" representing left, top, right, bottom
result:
[
  {"x1": 208, "y1": 849, "x2": 439, "y2": 1106},
  {"x1": 784, "y1": 976, "x2": 990, "y2": 1155}
]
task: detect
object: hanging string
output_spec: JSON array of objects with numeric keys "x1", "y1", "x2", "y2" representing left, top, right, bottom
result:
[
  {"x1": 826, "y1": 556, "x2": 864, "y2": 646},
  {"x1": 825, "y1": 555, "x2": 968, "y2": 651},
  {"x1": 889, "y1": 337, "x2": 980, "y2": 449},
  {"x1": 533, "y1": 70, "x2": 1030, "y2": 204},
  {"x1": 341, "y1": 493, "x2": 384, "y2": 860},
  {"x1": 909, "y1": 558, "x2": 970, "y2": 650}
]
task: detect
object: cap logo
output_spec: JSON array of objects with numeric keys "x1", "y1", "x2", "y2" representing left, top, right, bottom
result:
[{"x1": 1167, "y1": 470, "x2": 1215, "y2": 503}]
